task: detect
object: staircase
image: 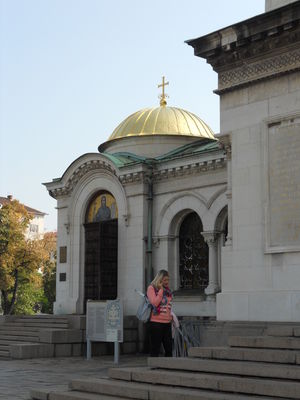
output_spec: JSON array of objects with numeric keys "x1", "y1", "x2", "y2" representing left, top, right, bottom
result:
[
  {"x1": 0, "y1": 315, "x2": 77, "y2": 360},
  {"x1": 31, "y1": 324, "x2": 300, "y2": 399}
]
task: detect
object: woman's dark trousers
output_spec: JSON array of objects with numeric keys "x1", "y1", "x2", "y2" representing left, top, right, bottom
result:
[{"x1": 149, "y1": 322, "x2": 172, "y2": 357}]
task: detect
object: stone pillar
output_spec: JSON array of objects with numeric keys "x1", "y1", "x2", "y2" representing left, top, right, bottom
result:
[
  {"x1": 220, "y1": 135, "x2": 232, "y2": 246},
  {"x1": 202, "y1": 231, "x2": 220, "y2": 297}
]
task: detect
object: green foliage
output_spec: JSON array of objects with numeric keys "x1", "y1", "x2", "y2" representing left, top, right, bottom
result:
[
  {"x1": 13, "y1": 278, "x2": 44, "y2": 315},
  {"x1": 0, "y1": 200, "x2": 57, "y2": 315},
  {"x1": 40, "y1": 232, "x2": 56, "y2": 314}
]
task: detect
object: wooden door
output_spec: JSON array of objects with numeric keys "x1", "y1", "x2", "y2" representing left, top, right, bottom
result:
[{"x1": 84, "y1": 219, "x2": 118, "y2": 307}]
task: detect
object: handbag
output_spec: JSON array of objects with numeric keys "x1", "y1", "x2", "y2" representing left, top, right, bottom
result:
[{"x1": 136, "y1": 291, "x2": 152, "y2": 323}]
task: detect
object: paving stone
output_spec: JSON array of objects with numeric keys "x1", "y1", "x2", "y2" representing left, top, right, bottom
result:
[{"x1": 0, "y1": 355, "x2": 147, "y2": 400}]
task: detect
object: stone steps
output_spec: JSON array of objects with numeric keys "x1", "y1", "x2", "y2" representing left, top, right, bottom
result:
[
  {"x1": 29, "y1": 323, "x2": 300, "y2": 399},
  {"x1": 0, "y1": 329, "x2": 40, "y2": 337},
  {"x1": 31, "y1": 376, "x2": 289, "y2": 400},
  {"x1": 0, "y1": 349, "x2": 10, "y2": 359},
  {"x1": 189, "y1": 346, "x2": 300, "y2": 364},
  {"x1": 147, "y1": 356, "x2": 300, "y2": 380},
  {"x1": 0, "y1": 325, "x2": 40, "y2": 332},
  {"x1": 0, "y1": 334, "x2": 39, "y2": 342},
  {"x1": 15, "y1": 315, "x2": 68, "y2": 322},
  {"x1": 31, "y1": 389, "x2": 128, "y2": 400},
  {"x1": 0, "y1": 315, "x2": 74, "y2": 359},
  {"x1": 1, "y1": 322, "x2": 69, "y2": 329},
  {"x1": 109, "y1": 366, "x2": 300, "y2": 398},
  {"x1": 0, "y1": 339, "x2": 29, "y2": 345},
  {"x1": 229, "y1": 335, "x2": 300, "y2": 350}
]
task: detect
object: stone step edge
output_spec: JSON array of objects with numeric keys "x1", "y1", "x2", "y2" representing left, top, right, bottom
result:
[
  {"x1": 228, "y1": 336, "x2": 300, "y2": 349},
  {"x1": 107, "y1": 367, "x2": 300, "y2": 399},
  {"x1": 188, "y1": 346, "x2": 300, "y2": 364},
  {"x1": 31, "y1": 388, "x2": 133, "y2": 400},
  {"x1": 146, "y1": 356, "x2": 300, "y2": 380},
  {"x1": 69, "y1": 377, "x2": 290, "y2": 400}
]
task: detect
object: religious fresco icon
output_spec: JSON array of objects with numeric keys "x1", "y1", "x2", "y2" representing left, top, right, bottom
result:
[{"x1": 86, "y1": 192, "x2": 118, "y2": 223}]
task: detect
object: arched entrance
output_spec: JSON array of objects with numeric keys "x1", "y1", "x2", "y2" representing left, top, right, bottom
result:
[
  {"x1": 179, "y1": 212, "x2": 208, "y2": 292},
  {"x1": 84, "y1": 191, "x2": 118, "y2": 307}
]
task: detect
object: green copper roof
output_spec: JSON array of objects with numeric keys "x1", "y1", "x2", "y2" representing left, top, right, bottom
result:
[{"x1": 101, "y1": 138, "x2": 219, "y2": 168}]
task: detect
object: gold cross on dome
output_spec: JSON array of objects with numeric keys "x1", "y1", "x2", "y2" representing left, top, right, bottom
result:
[{"x1": 158, "y1": 76, "x2": 169, "y2": 106}]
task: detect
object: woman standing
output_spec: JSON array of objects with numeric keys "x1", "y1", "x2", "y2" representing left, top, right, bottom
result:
[{"x1": 147, "y1": 269, "x2": 173, "y2": 357}]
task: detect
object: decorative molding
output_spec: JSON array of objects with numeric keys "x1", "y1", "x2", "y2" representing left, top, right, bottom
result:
[
  {"x1": 201, "y1": 231, "x2": 220, "y2": 246},
  {"x1": 217, "y1": 48, "x2": 300, "y2": 93},
  {"x1": 154, "y1": 158, "x2": 226, "y2": 182},
  {"x1": 118, "y1": 157, "x2": 226, "y2": 185},
  {"x1": 49, "y1": 160, "x2": 117, "y2": 198},
  {"x1": 49, "y1": 156, "x2": 226, "y2": 197},
  {"x1": 119, "y1": 171, "x2": 145, "y2": 185}
]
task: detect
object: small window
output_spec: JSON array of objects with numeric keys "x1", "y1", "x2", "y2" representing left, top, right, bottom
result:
[{"x1": 30, "y1": 224, "x2": 39, "y2": 232}]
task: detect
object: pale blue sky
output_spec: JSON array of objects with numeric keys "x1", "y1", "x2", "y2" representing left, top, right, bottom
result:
[{"x1": 1, "y1": 0, "x2": 264, "y2": 231}]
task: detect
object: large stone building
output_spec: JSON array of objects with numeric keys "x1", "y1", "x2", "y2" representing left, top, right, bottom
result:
[{"x1": 45, "y1": 0, "x2": 300, "y2": 323}]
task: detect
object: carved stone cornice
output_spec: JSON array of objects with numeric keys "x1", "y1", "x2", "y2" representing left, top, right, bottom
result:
[
  {"x1": 217, "y1": 47, "x2": 300, "y2": 93},
  {"x1": 186, "y1": 2, "x2": 300, "y2": 93},
  {"x1": 153, "y1": 157, "x2": 226, "y2": 182},
  {"x1": 49, "y1": 160, "x2": 117, "y2": 199},
  {"x1": 119, "y1": 171, "x2": 146, "y2": 185},
  {"x1": 118, "y1": 157, "x2": 226, "y2": 185}
]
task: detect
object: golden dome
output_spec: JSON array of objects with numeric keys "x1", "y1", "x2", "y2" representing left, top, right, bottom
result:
[{"x1": 108, "y1": 105, "x2": 215, "y2": 141}]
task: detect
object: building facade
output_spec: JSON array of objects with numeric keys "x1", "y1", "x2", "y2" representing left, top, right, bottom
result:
[
  {"x1": 187, "y1": 0, "x2": 300, "y2": 321},
  {"x1": 45, "y1": 0, "x2": 300, "y2": 322}
]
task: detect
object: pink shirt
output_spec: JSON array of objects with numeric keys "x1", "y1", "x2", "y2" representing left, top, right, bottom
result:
[{"x1": 147, "y1": 285, "x2": 172, "y2": 323}]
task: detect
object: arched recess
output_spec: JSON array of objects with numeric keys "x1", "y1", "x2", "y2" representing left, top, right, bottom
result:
[
  {"x1": 156, "y1": 193, "x2": 210, "y2": 238},
  {"x1": 156, "y1": 189, "x2": 228, "y2": 296},
  {"x1": 68, "y1": 169, "x2": 128, "y2": 314},
  {"x1": 83, "y1": 190, "x2": 118, "y2": 308},
  {"x1": 178, "y1": 212, "x2": 208, "y2": 293}
]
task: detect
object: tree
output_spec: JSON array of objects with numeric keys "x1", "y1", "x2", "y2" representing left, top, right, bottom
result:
[
  {"x1": 0, "y1": 200, "x2": 48, "y2": 315},
  {"x1": 40, "y1": 232, "x2": 56, "y2": 314}
]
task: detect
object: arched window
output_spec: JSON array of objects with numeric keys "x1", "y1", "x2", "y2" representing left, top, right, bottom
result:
[{"x1": 179, "y1": 212, "x2": 208, "y2": 291}]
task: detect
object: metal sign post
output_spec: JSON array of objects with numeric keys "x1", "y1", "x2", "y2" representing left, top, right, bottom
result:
[{"x1": 86, "y1": 299, "x2": 123, "y2": 363}]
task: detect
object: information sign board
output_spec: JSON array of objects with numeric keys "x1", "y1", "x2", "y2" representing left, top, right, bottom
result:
[{"x1": 86, "y1": 299, "x2": 123, "y2": 361}]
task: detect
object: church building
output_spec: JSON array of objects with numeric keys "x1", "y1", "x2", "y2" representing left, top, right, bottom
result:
[{"x1": 45, "y1": 0, "x2": 300, "y2": 324}]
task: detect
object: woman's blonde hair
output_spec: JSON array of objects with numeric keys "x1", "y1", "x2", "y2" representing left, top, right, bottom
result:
[{"x1": 151, "y1": 269, "x2": 169, "y2": 289}]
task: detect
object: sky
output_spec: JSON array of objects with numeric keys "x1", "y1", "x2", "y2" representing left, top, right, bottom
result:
[{"x1": 0, "y1": 0, "x2": 264, "y2": 232}]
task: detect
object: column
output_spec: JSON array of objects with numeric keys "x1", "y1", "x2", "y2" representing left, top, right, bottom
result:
[
  {"x1": 225, "y1": 142, "x2": 233, "y2": 246},
  {"x1": 202, "y1": 231, "x2": 220, "y2": 297}
]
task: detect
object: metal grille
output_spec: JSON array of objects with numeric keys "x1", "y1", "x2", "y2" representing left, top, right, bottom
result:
[{"x1": 179, "y1": 212, "x2": 208, "y2": 290}]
